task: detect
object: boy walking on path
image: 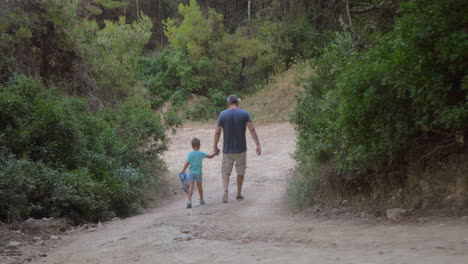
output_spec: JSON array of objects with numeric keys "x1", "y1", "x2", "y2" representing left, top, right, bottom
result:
[{"x1": 181, "y1": 138, "x2": 218, "y2": 209}]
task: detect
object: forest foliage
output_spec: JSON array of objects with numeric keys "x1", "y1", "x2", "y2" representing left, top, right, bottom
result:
[
  {"x1": 1, "y1": 0, "x2": 315, "y2": 222},
  {"x1": 290, "y1": 0, "x2": 467, "y2": 209},
  {"x1": 0, "y1": 0, "x2": 166, "y2": 223},
  {"x1": 0, "y1": 0, "x2": 466, "y2": 221}
]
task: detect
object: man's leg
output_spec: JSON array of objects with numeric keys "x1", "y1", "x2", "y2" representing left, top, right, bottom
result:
[
  {"x1": 222, "y1": 154, "x2": 234, "y2": 203},
  {"x1": 236, "y1": 175, "x2": 244, "y2": 197},
  {"x1": 222, "y1": 174, "x2": 230, "y2": 203},
  {"x1": 234, "y1": 152, "x2": 247, "y2": 199},
  {"x1": 223, "y1": 173, "x2": 230, "y2": 192}
]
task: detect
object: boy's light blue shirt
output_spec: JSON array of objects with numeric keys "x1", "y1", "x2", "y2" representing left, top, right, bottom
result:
[{"x1": 186, "y1": 151, "x2": 208, "y2": 175}]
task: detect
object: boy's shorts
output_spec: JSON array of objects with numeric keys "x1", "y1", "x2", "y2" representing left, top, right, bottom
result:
[
  {"x1": 188, "y1": 173, "x2": 202, "y2": 183},
  {"x1": 222, "y1": 152, "x2": 247, "y2": 175}
]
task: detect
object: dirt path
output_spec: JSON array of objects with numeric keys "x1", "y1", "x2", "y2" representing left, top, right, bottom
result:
[{"x1": 33, "y1": 123, "x2": 468, "y2": 264}]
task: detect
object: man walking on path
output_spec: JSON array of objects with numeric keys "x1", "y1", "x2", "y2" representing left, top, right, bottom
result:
[{"x1": 214, "y1": 95, "x2": 261, "y2": 203}]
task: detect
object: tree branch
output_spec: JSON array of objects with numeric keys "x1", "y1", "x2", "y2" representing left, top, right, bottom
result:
[{"x1": 350, "y1": 2, "x2": 385, "y2": 14}]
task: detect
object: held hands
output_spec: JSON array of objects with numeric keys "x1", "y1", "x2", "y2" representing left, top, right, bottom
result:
[{"x1": 214, "y1": 146, "x2": 220, "y2": 155}]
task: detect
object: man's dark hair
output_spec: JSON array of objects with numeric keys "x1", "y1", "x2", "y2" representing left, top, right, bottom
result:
[
  {"x1": 227, "y1": 95, "x2": 240, "y2": 106},
  {"x1": 191, "y1": 138, "x2": 200, "y2": 148}
]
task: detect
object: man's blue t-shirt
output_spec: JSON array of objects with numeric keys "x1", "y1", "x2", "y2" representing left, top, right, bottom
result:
[
  {"x1": 217, "y1": 108, "x2": 252, "y2": 154},
  {"x1": 186, "y1": 151, "x2": 208, "y2": 175}
]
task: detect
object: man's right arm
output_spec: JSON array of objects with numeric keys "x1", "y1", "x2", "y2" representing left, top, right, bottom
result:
[
  {"x1": 247, "y1": 122, "x2": 261, "y2": 155},
  {"x1": 214, "y1": 125, "x2": 222, "y2": 154}
]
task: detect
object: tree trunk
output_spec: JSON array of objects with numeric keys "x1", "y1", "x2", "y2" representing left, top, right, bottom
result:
[
  {"x1": 248, "y1": 0, "x2": 251, "y2": 23},
  {"x1": 345, "y1": 0, "x2": 356, "y2": 38},
  {"x1": 136, "y1": 0, "x2": 140, "y2": 21},
  {"x1": 159, "y1": 0, "x2": 163, "y2": 44}
]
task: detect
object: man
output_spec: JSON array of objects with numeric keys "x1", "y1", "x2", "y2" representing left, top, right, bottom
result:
[{"x1": 214, "y1": 95, "x2": 261, "y2": 203}]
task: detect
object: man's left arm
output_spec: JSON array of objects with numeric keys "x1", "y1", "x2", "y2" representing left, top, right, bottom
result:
[{"x1": 247, "y1": 122, "x2": 261, "y2": 155}]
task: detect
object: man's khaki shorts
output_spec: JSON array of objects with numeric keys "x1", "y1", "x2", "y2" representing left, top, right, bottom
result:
[{"x1": 222, "y1": 152, "x2": 247, "y2": 176}]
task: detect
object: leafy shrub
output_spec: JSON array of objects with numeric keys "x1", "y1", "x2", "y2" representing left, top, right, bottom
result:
[
  {"x1": 135, "y1": 0, "x2": 278, "y2": 121},
  {"x1": 335, "y1": 0, "x2": 467, "y2": 172},
  {"x1": 292, "y1": 0, "x2": 467, "y2": 207},
  {"x1": 185, "y1": 97, "x2": 219, "y2": 121},
  {"x1": 0, "y1": 157, "x2": 110, "y2": 222},
  {"x1": 0, "y1": 76, "x2": 167, "y2": 223}
]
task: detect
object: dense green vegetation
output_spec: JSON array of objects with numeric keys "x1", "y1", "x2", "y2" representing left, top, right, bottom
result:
[
  {"x1": 1, "y1": 0, "x2": 466, "y2": 221},
  {"x1": 1, "y1": 0, "x2": 314, "y2": 222},
  {"x1": 0, "y1": 0, "x2": 166, "y2": 223},
  {"x1": 291, "y1": 0, "x2": 467, "y2": 208}
]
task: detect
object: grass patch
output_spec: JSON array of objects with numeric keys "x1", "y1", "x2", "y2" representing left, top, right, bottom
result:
[{"x1": 242, "y1": 64, "x2": 310, "y2": 124}]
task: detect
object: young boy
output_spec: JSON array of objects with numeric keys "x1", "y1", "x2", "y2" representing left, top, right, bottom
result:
[{"x1": 181, "y1": 138, "x2": 217, "y2": 209}]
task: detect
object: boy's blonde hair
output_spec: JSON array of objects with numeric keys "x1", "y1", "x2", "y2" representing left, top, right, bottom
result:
[{"x1": 191, "y1": 138, "x2": 200, "y2": 148}]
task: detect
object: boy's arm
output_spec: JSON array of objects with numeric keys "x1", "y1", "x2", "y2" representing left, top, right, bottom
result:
[
  {"x1": 181, "y1": 161, "x2": 189, "y2": 174},
  {"x1": 205, "y1": 152, "x2": 218, "y2": 159}
]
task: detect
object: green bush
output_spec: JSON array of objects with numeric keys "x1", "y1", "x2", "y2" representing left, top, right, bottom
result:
[
  {"x1": 0, "y1": 76, "x2": 167, "y2": 223},
  {"x1": 292, "y1": 0, "x2": 467, "y2": 206},
  {"x1": 185, "y1": 97, "x2": 219, "y2": 121},
  {"x1": 335, "y1": 0, "x2": 467, "y2": 172},
  {"x1": 135, "y1": 0, "x2": 279, "y2": 121}
]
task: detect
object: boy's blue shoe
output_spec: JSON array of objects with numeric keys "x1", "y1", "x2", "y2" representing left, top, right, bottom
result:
[
  {"x1": 178, "y1": 173, "x2": 189, "y2": 193},
  {"x1": 186, "y1": 202, "x2": 192, "y2": 209}
]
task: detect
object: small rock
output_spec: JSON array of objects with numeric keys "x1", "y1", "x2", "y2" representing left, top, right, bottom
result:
[
  {"x1": 33, "y1": 236, "x2": 41, "y2": 241},
  {"x1": 386, "y1": 208, "x2": 408, "y2": 220},
  {"x1": 180, "y1": 229, "x2": 190, "y2": 234},
  {"x1": 294, "y1": 239, "x2": 303, "y2": 243},
  {"x1": 374, "y1": 243, "x2": 381, "y2": 248},
  {"x1": 112, "y1": 217, "x2": 120, "y2": 221},
  {"x1": 50, "y1": 235, "x2": 59, "y2": 240},
  {"x1": 7, "y1": 241, "x2": 21, "y2": 249},
  {"x1": 241, "y1": 232, "x2": 249, "y2": 239},
  {"x1": 97, "y1": 222, "x2": 103, "y2": 228},
  {"x1": 39, "y1": 254, "x2": 47, "y2": 257},
  {"x1": 24, "y1": 218, "x2": 35, "y2": 223},
  {"x1": 185, "y1": 236, "x2": 193, "y2": 241},
  {"x1": 417, "y1": 217, "x2": 430, "y2": 223},
  {"x1": 342, "y1": 200, "x2": 348, "y2": 204},
  {"x1": 256, "y1": 258, "x2": 261, "y2": 261},
  {"x1": 426, "y1": 242, "x2": 447, "y2": 249},
  {"x1": 88, "y1": 227, "x2": 97, "y2": 232},
  {"x1": 35, "y1": 240, "x2": 46, "y2": 246}
]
